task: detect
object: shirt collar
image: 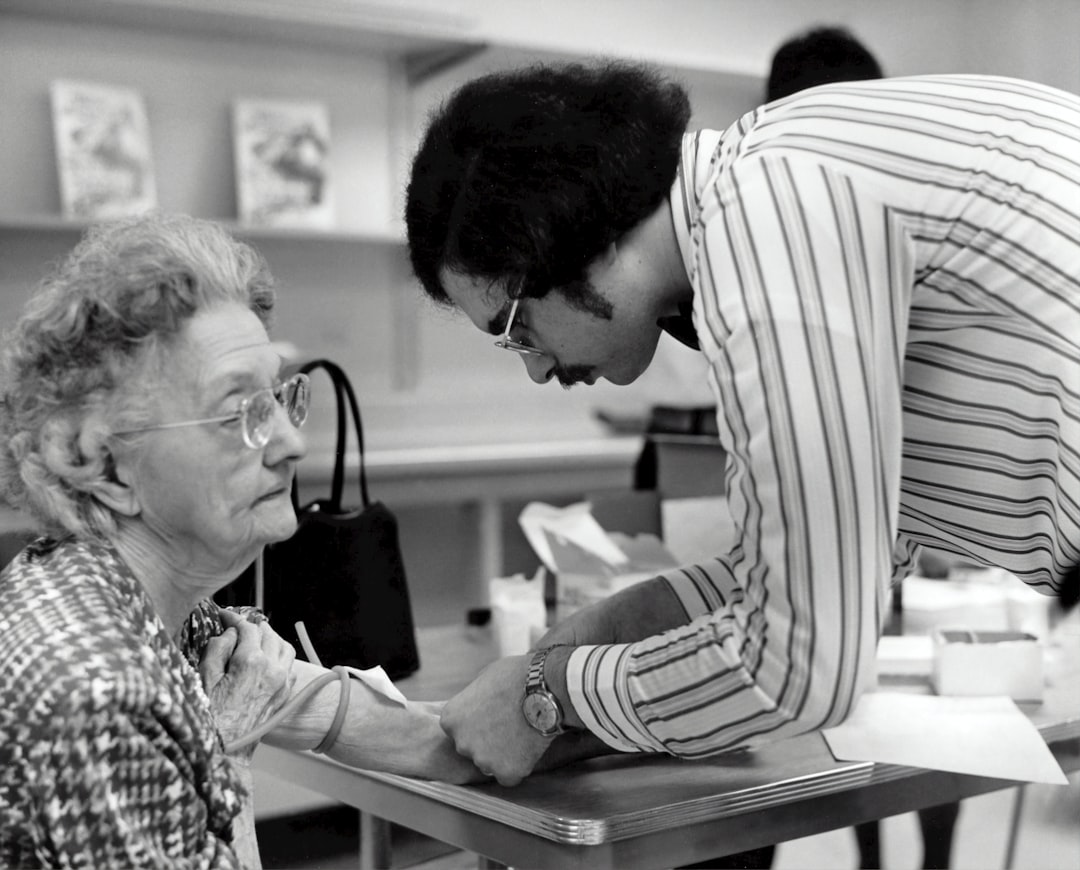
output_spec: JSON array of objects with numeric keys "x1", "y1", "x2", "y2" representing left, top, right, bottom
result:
[
  {"x1": 658, "y1": 132, "x2": 713, "y2": 351},
  {"x1": 668, "y1": 133, "x2": 697, "y2": 283}
]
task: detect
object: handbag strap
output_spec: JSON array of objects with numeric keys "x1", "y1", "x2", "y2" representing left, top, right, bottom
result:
[{"x1": 296, "y1": 359, "x2": 371, "y2": 511}]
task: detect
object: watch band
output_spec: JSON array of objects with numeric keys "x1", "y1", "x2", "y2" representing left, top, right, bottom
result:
[
  {"x1": 522, "y1": 645, "x2": 567, "y2": 737},
  {"x1": 525, "y1": 645, "x2": 554, "y2": 692}
]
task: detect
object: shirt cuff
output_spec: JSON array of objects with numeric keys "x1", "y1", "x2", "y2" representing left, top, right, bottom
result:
[{"x1": 564, "y1": 644, "x2": 667, "y2": 754}]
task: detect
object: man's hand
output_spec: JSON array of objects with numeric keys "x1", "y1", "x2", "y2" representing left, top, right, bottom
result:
[
  {"x1": 201, "y1": 609, "x2": 296, "y2": 760},
  {"x1": 439, "y1": 655, "x2": 552, "y2": 786}
]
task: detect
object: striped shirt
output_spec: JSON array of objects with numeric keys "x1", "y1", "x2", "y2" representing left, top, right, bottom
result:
[{"x1": 565, "y1": 75, "x2": 1080, "y2": 757}]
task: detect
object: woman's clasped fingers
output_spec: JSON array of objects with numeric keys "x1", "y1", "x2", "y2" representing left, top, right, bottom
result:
[{"x1": 202, "y1": 610, "x2": 296, "y2": 752}]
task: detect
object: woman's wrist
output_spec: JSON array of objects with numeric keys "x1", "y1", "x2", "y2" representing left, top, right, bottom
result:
[
  {"x1": 258, "y1": 663, "x2": 345, "y2": 752},
  {"x1": 313, "y1": 667, "x2": 352, "y2": 754}
]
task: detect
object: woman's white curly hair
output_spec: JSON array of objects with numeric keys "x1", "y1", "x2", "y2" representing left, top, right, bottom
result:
[{"x1": 0, "y1": 212, "x2": 275, "y2": 540}]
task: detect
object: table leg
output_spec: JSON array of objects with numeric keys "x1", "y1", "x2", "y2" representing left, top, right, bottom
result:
[
  {"x1": 359, "y1": 811, "x2": 392, "y2": 870},
  {"x1": 1003, "y1": 785, "x2": 1026, "y2": 870},
  {"x1": 477, "y1": 856, "x2": 509, "y2": 870},
  {"x1": 477, "y1": 496, "x2": 504, "y2": 594}
]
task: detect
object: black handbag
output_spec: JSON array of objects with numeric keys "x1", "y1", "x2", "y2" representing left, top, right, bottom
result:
[{"x1": 259, "y1": 358, "x2": 420, "y2": 679}]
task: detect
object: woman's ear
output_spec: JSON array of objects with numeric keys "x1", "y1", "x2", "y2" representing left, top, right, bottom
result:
[
  {"x1": 85, "y1": 449, "x2": 141, "y2": 518},
  {"x1": 71, "y1": 415, "x2": 141, "y2": 518}
]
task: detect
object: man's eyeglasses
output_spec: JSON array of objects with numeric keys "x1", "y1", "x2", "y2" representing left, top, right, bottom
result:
[
  {"x1": 113, "y1": 373, "x2": 310, "y2": 450},
  {"x1": 493, "y1": 297, "x2": 543, "y2": 356}
]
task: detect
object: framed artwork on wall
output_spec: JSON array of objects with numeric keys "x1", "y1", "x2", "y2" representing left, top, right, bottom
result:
[
  {"x1": 232, "y1": 98, "x2": 335, "y2": 229},
  {"x1": 50, "y1": 79, "x2": 158, "y2": 220}
]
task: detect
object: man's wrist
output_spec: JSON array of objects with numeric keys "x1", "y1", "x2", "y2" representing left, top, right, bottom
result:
[{"x1": 541, "y1": 645, "x2": 585, "y2": 731}]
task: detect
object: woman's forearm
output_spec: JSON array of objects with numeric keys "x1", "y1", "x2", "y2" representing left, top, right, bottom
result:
[
  {"x1": 262, "y1": 660, "x2": 480, "y2": 783},
  {"x1": 326, "y1": 695, "x2": 481, "y2": 783},
  {"x1": 228, "y1": 760, "x2": 262, "y2": 869}
]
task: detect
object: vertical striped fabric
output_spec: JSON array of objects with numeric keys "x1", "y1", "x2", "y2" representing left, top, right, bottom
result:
[{"x1": 565, "y1": 75, "x2": 1080, "y2": 757}]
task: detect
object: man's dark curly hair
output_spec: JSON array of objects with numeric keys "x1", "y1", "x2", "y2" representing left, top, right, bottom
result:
[{"x1": 405, "y1": 60, "x2": 691, "y2": 306}]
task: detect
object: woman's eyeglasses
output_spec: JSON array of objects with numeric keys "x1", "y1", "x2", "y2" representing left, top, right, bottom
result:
[
  {"x1": 113, "y1": 373, "x2": 310, "y2": 450},
  {"x1": 493, "y1": 297, "x2": 543, "y2": 356}
]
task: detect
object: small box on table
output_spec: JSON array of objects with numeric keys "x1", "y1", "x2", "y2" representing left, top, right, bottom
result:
[{"x1": 931, "y1": 628, "x2": 1043, "y2": 702}]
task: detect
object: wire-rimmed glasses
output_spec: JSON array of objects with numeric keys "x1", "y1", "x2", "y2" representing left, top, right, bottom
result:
[
  {"x1": 493, "y1": 297, "x2": 543, "y2": 356},
  {"x1": 113, "y1": 373, "x2": 310, "y2": 449}
]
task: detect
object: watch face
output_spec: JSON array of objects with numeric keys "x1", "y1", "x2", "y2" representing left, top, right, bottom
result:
[{"x1": 522, "y1": 692, "x2": 560, "y2": 734}]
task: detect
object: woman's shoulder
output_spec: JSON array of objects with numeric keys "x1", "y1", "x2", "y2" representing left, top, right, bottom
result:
[{"x1": 0, "y1": 538, "x2": 173, "y2": 719}]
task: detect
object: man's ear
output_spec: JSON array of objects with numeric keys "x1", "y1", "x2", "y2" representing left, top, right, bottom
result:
[{"x1": 584, "y1": 243, "x2": 618, "y2": 281}]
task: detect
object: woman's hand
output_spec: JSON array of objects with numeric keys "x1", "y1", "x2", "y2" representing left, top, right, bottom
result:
[{"x1": 200, "y1": 609, "x2": 296, "y2": 760}]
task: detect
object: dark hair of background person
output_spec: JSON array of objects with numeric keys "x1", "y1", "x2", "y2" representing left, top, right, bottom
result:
[
  {"x1": 766, "y1": 25, "x2": 883, "y2": 101},
  {"x1": 405, "y1": 61, "x2": 692, "y2": 307}
]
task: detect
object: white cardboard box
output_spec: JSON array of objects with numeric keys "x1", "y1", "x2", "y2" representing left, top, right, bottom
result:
[{"x1": 931, "y1": 628, "x2": 1043, "y2": 702}]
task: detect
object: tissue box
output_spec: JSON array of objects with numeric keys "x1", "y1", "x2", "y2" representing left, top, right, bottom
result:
[{"x1": 931, "y1": 628, "x2": 1043, "y2": 702}]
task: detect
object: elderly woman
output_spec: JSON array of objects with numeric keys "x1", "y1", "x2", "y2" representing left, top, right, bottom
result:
[{"x1": 0, "y1": 212, "x2": 478, "y2": 869}]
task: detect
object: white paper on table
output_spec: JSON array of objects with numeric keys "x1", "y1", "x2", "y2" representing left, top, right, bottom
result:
[{"x1": 822, "y1": 693, "x2": 1067, "y2": 784}]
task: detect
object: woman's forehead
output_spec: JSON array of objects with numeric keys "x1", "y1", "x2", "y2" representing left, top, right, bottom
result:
[{"x1": 174, "y1": 305, "x2": 279, "y2": 387}]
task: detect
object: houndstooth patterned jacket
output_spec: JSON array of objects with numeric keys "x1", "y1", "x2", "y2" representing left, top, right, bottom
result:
[{"x1": 0, "y1": 537, "x2": 247, "y2": 868}]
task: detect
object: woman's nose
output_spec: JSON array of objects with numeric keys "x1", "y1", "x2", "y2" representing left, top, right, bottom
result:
[
  {"x1": 522, "y1": 353, "x2": 555, "y2": 384},
  {"x1": 265, "y1": 402, "x2": 307, "y2": 464}
]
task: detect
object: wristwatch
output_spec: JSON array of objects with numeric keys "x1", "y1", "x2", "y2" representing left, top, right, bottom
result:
[{"x1": 521, "y1": 645, "x2": 567, "y2": 737}]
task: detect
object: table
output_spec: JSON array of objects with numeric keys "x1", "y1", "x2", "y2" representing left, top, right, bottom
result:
[{"x1": 255, "y1": 625, "x2": 1080, "y2": 870}]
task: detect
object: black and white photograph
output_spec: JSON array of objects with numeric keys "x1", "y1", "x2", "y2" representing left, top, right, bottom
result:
[{"x1": 1, "y1": 2, "x2": 1077, "y2": 869}]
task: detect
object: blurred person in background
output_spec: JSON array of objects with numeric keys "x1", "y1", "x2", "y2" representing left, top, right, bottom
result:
[{"x1": 766, "y1": 24, "x2": 882, "y2": 102}]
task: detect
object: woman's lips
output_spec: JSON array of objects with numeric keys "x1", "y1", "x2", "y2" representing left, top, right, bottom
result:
[{"x1": 256, "y1": 487, "x2": 287, "y2": 504}]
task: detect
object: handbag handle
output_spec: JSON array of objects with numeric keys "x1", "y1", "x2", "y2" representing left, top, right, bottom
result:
[{"x1": 294, "y1": 359, "x2": 371, "y2": 512}]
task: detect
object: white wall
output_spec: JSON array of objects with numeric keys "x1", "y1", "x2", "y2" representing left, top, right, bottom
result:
[{"x1": 402, "y1": 0, "x2": 1077, "y2": 90}]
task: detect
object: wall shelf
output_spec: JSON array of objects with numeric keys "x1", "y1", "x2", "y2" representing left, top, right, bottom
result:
[
  {"x1": 0, "y1": 0, "x2": 482, "y2": 57},
  {"x1": 0, "y1": 215, "x2": 406, "y2": 248},
  {"x1": 0, "y1": 0, "x2": 767, "y2": 89}
]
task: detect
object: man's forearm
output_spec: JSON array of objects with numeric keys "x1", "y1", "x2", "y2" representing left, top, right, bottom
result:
[
  {"x1": 537, "y1": 576, "x2": 688, "y2": 648},
  {"x1": 538, "y1": 576, "x2": 688, "y2": 734}
]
